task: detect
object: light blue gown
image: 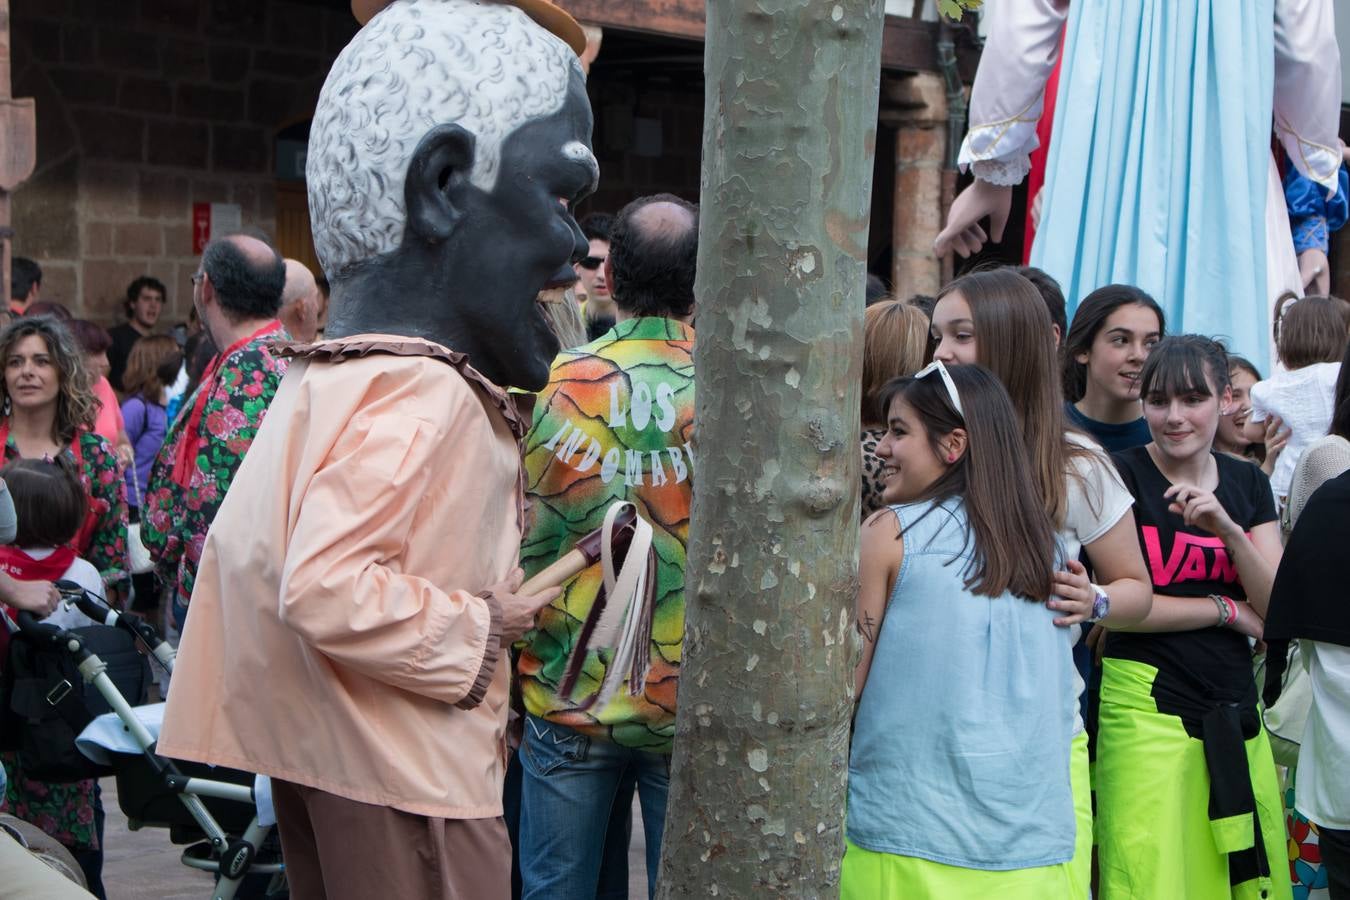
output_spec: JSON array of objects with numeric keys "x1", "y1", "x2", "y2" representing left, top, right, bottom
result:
[{"x1": 1032, "y1": 0, "x2": 1275, "y2": 360}]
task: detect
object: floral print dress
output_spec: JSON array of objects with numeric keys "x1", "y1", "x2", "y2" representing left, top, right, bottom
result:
[
  {"x1": 1, "y1": 427, "x2": 129, "y2": 852},
  {"x1": 142, "y1": 328, "x2": 287, "y2": 613}
]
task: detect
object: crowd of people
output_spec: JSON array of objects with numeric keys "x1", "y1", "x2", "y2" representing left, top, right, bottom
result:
[
  {"x1": 0, "y1": 219, "x2": 1347, "y2": 900},
  {"x1": 850, "y1": 266, "x2": 1350, "y2": 900}
]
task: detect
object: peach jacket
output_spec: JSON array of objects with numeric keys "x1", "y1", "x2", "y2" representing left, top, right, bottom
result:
[{"x1": 157, "y1": 335, "x2": 525, "y2": 819}]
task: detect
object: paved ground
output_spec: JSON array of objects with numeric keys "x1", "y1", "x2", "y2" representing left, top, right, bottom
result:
[
  {"x1": 100, "y1": 781, "x2": 649, "y2": 899},
  {"x1": 93, "y1": 617, "x2": 649, "y2": 897},
  {"x1": 101, "y1": 777, "x2": 214, "y2": 899}
]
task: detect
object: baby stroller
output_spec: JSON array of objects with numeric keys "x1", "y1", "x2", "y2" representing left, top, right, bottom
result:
[{"x1": 8, "y1": 582, "x2": 285, "y2": 899}]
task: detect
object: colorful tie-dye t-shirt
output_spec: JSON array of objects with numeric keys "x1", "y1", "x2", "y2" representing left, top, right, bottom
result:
[{"x1": 517, "y1": 316, "x2": 695, "y2": 751}]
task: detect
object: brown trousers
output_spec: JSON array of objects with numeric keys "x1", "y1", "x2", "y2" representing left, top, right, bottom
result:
[{"x1": 271, "y1": 779, "x2": 509, "y2": 900}]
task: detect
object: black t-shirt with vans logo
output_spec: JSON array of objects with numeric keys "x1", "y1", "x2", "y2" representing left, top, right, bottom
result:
[{"x1": 1106, "y1": 447, "x2": 1277, "y2": 699}]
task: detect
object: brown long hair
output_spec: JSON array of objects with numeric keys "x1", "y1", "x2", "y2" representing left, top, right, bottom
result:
[
  {"x1": 1276, "y1": 295, "x2": 1350, "y2": 369},
  {"x1": 0, "y1": 316, "x2": 97, "y2": 444},
  {"x1": 877, "y1": 364, "x2": 1057, "y2": 601},
  {"x1": 122, "y1": 334, "x2": 183, "y2": 404},
  {"x1": 937, "y1": 269, "x2": 1079, "y2": 525},
  {"x1": 1061, "y1": 284, "x2": 1165, "y2": 402},
  {"x1": 862, "y1": 299, "x2": 928, "y2": 425}
]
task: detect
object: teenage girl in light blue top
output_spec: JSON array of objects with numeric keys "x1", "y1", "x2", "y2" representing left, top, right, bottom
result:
[{"x1": 845, "y1": 362, "x2": 1079, "y2": 900}]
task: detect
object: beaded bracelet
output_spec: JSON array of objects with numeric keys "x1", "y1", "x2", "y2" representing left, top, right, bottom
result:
[{"x1": 1209, "y1": 594, "x2": 1238, "y2": 627}]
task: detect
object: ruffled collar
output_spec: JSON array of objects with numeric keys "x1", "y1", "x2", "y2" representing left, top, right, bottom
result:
[{"x1": 273, "y1": 335, "x2": 527, "y2": 440}]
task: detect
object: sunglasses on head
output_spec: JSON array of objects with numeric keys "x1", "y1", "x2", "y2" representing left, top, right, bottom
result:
[
  {"x1": 914, "y1": 359, "x2": 964, "y2": 418},
  {"x1": 577, "y1": 256, "x2": 604, "y2": 270}
]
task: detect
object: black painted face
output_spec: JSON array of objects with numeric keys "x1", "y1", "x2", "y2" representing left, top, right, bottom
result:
[{"x1": 452, "y1": 68, "x2": 595, "y2": 390}]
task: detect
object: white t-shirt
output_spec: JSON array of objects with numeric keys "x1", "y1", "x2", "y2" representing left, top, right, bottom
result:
[
  {"x1": 1249, "y1": 362, "x2": 1341, "y2": 498},
  {"x1": 1295, "y1": 641, "x2": 1350, "y2": 830},
  {"x1": 21, "y1": 547, "x2": 105, "y2": 631},
  {"x1": 1060, "y1": 432, "x2": 1137, "y2": 735}
]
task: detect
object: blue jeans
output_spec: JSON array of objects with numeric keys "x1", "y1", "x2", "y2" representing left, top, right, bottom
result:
[
  {"x1": 507, "y1": 746, "x2": 636, "y2": 900},
  {"x1": 519, "y1": 715, "x2": 669, "y2": 900}
]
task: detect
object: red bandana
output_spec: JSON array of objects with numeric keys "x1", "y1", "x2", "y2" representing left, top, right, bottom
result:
[
  {"x1": 170, "y1": 320, "x2": 282, "y2": 488},
  {"x1": 0, "y1": 545, "x2": 76, "y2": 584},
  {"x1": 0, "y1": 545, "x2": 76, "y2": 643}
]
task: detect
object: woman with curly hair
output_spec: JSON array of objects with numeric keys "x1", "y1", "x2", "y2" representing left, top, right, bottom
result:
[{"x1": 0, "y1": 315, "x2": 128, "y2": 898}]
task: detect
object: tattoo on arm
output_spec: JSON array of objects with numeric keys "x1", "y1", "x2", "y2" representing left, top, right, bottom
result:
[{"x1": 858, "y1": 611, "x2": 878, "y2": 644}]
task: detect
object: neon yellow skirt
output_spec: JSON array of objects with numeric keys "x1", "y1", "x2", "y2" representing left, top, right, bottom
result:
[
  {"x1": 1094, "y1": 657, "x2": 1291, "y2": 900},
  {"x1": 840, "y1": 730, "x2": 1087, "y2": 900}
]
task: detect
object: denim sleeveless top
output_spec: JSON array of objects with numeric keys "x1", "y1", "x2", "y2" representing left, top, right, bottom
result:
[{"x1": 847, "y1": 498, "x2": 1077, "y2": 870}]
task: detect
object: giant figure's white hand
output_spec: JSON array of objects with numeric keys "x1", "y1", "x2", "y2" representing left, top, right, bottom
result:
[{"x1": 934, "y1": 179, "x2": 1013, "y2": 259}]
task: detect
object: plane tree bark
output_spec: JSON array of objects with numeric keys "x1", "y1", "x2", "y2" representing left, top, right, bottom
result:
[{"x1": 655, "y1": 0, "x2": 884, "y2": 896}]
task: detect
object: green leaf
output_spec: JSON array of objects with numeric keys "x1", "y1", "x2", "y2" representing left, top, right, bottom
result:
[{"x1": 936, "y1": 0, "x2": 983, "y2": 21}]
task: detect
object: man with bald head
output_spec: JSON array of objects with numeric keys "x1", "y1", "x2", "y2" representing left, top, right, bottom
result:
[
  {"x1": 516, "y1": 193, "x2": 698, "y2": 899},
  {"x1": 280, "y1": 258, "x2": 320, "y2": 343},
  {"x1": 142, "y1": 234, "x2": 288, "y2": 626}
]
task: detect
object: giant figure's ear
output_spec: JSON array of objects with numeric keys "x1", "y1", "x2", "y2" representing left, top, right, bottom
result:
[{"x1": 404, "y1": 124, "x2": 477, "y2": 243}]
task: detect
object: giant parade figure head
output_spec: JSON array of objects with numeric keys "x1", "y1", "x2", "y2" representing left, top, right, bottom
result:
[{"x1": 307, "y1": 0, "x2": 597, "y2": 391}]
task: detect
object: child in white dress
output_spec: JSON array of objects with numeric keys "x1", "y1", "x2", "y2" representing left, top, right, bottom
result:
[{"x1": 1247, "y1": 295, "x2": 1350, "y2": 501}]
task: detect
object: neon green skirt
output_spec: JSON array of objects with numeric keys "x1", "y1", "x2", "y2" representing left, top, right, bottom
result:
[
  {"x1": 840, "y1": 730, "x2": 1087, "y2": 900},
  {"x1": 1094, "y1": 657, "x2": 1292, "y2": 900}
]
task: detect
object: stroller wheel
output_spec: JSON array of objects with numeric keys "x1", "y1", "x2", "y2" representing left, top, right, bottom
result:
[{"x1": 182, "y1": 838, "x2": 288, "y2": 899}]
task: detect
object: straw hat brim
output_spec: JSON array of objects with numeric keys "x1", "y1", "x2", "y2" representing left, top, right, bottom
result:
[{"x1": 350, "y1": 0, "x2": 587, "y2": 57}]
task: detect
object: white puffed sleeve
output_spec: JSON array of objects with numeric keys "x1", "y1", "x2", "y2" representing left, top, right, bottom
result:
[
  {"x1": 956, "y1": 0, "x2": 1069, "y2": 186},
  {"x1": 1273, "y1": 0, "x2": 1342, "y2": 197}
]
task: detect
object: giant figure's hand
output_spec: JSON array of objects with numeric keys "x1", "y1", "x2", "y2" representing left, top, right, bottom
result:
[
  {"x1": 1298, "y1": 247, "x2": 1330, "y2": 296},
  {"x1": 934, "y1": 179, "x2": 1012, "y2": 259},
  {"x1": 488, "y1": 567, "x2": 563, "y2": 644}
]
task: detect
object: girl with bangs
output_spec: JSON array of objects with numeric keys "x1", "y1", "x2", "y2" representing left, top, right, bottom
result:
[
  {"x1": 1099, "y1": 336, "x2": 1288, "y2": 900},
  {"x1": 929, "y1": 268, "x2": 1154, "y2": 893},
  {"x1": 846, "y1": 362, "x2": 1078, "y2": 898}
]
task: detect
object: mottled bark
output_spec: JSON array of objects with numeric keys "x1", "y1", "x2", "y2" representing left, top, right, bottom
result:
[{"x1": 655, "y1": 1, "x2": 884, "y2": 897}]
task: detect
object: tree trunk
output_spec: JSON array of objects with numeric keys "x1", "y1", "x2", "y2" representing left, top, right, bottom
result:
[{"x1": 655, "y1": 1, "x2": 884, "y2": 896}]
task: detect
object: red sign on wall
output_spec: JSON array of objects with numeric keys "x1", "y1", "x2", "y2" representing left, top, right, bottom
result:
[
  {"x1": 192, "y1": 203, "x2": 211, "y2": 254},
  {"x1": 191, "y1": 202, "x2": 243, "y2": 254}
]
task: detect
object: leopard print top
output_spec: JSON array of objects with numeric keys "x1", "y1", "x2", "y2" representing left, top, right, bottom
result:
[{"x1": 860, "y1": 427, "x2": 887, "y2": 520}]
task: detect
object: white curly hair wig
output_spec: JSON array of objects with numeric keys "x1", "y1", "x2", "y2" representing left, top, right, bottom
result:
[{"x1": 307, "y1": 0, "x2": 579, "y2": 279}]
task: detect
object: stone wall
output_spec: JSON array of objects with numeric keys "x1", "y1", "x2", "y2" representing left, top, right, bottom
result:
[
  {"x1": 10, "y1": 0, "x2": 356, "y2": 325},
  {"x1": 10, "y1": 5, "x2": 711, "y2": 324}
]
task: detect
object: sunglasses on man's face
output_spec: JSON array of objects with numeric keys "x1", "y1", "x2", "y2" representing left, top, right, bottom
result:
[{"x1": 577, "y1": 256, "x2": 605, "y2": 270}]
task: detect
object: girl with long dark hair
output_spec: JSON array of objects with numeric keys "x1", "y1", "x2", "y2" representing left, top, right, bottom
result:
[
  {"x1": 846, "y1": 362, "x2": 1078, "y2": 898},
  {"x1": 1061, "y1": 284, "x2": 1166, "y2": 452},
  {"x1": 929, "y1": 268, "x2": 1153, "y2": 890}
]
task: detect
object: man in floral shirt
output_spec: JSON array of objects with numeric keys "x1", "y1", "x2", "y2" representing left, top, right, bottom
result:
[{"x1": 143, "y1": 235, "x2": 286, "y2": 625}]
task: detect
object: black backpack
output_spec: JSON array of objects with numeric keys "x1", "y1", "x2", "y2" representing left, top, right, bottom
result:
[{"x1": 0, "y1": 623, "x2": 151, "y2": 782}]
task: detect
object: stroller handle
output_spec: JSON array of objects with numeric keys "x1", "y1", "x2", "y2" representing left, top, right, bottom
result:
[
  {"x1": 53, "y1": 579, "x2": 176, "y2": 676},
  {"x1": 13, "y1": 610, "x2": 96, "y2": 669},
  {"x1": 14, "y1": 609, "x2": 68, "y2": 643},
  {"x1": 56, "y1": 579, "x2": 118, "y2": 625}
]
